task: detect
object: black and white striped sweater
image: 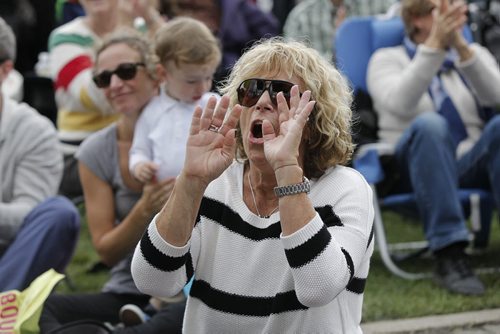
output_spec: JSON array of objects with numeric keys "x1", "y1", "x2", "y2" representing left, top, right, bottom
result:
[{"x1": 132, "y1": 161, "x2": 374, "y2": 333}]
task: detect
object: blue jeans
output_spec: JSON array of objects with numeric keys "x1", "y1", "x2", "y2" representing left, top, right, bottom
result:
[
  {"x1": 394, "y1": 113, "x2": 500, "y2": 252},
  {"x1": 0, "y1": 196, "x2": 80, "y2": 291}
]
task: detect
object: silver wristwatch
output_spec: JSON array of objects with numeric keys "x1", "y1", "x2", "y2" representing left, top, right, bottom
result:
[{"x1": 274, "y1": 177, "x2": 311, "y2": 197}]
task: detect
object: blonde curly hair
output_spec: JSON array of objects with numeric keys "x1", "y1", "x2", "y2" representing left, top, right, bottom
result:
[{"x1": 219, "y1": 37, "x2": 354, "y2": 179}]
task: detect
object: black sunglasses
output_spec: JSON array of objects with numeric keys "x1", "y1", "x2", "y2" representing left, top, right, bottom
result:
[
  {"x1": 237, "y1": 78, "x2": 296, "y2": 107},
  {"x1": 92, "y1": 62, "x2": 145, "y2": 88}
]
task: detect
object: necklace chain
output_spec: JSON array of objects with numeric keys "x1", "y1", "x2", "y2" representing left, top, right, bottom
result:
[{"x1": 248, "y1": 173, "x2": 279, "y2": 218}]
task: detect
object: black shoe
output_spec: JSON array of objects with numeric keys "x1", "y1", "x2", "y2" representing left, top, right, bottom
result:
[{"x1": 434, "y1": 256, "x2": 485, "y2": 296}]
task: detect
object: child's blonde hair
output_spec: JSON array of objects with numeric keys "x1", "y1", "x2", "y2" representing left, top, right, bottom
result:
[{"x1": 155, "y1": 17, "x2": 221, "y2": 67}]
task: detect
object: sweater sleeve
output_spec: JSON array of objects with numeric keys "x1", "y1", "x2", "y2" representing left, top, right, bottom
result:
[
  {"x1": 280, "y1": 168, "x2": 374, "y2": 307},
  {"x1": 0, "y1": 108, "x2": 63, "y2": 243},
  {"x1": 131, "y1": 217, "x2": 197, "y2": 298},
  {"x1": 456, "y1": 43, "x2": 500, "y2": 106},
  {"x1": 367, "y1": 45, "x2": 446, "y2": 117}
]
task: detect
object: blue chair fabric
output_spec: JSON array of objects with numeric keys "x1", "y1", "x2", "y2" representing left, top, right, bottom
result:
[{"x1": 335, "y1": 16, "x2": 404, "y2": 93}]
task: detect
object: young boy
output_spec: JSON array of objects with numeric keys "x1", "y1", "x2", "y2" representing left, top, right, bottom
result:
[{"x1": 129, "y1": 16, "x2": 221, "y2": 183}]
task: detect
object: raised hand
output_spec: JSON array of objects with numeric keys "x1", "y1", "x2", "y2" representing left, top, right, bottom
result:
[
  {"x1": 182, "y1": 95, "x2": 242, "y2": 186},
  {"x1": 261, "y1": 85, "x2": 316, "y2": 172},
  {"x1": 117, "y1": 0, "x2": 136, "y2": 27},
  {"x1": 117, "y1": 0, "x2": 163, "y2": 33},
  {"x1": 448, "y1": 0, "x2": 471, "y2": 48},
  {"x1": 426, "y1": 0, "x2": 468, "y2": 50}
]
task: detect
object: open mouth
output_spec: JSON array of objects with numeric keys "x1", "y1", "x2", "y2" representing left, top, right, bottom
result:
[{"x1": 251, "y1": 121, "x2": 263, "y2": 139}]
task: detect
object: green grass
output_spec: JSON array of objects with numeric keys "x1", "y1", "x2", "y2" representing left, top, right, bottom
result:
[
  {"x1": 363, "y1": 212, "x2": 500, "y2": 322},
  {"x1": 56, "y1": 208, "x2": 500, "y2": 323},
  {"x1": 55, "y1": 206, "x2": 109, "y2": 294}
]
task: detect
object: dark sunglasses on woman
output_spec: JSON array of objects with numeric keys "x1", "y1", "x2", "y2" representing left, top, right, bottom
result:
[
  {"x1": 92, "y1": 62, "x2": 145, "y2": 88},
  {"x1": 237, "y1": 78, "x2": 296, "y2": 107}
]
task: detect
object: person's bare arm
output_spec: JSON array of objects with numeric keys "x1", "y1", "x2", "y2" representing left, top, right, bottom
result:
[{"x1": 80, "y1": 162, "x2": 173, "y2": 266}]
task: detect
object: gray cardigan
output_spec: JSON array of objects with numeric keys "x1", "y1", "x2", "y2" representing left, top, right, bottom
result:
[{"x1": 0, "y1": 97, "x2": 63, "y2": 252}]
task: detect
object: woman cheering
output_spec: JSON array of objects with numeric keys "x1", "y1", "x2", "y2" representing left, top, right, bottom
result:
[{"x1": 132, "y1": 37, "x2": 374, "y2": 333}]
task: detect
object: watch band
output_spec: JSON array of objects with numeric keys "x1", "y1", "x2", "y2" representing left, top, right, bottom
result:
[{"x1": 274, "y1": 177, "x2": 310, "y2": 198}]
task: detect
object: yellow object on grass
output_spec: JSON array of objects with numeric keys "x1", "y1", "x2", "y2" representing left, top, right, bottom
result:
[{"x1": 0, "y1": 269, "x2": 64, "y2": 334}]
